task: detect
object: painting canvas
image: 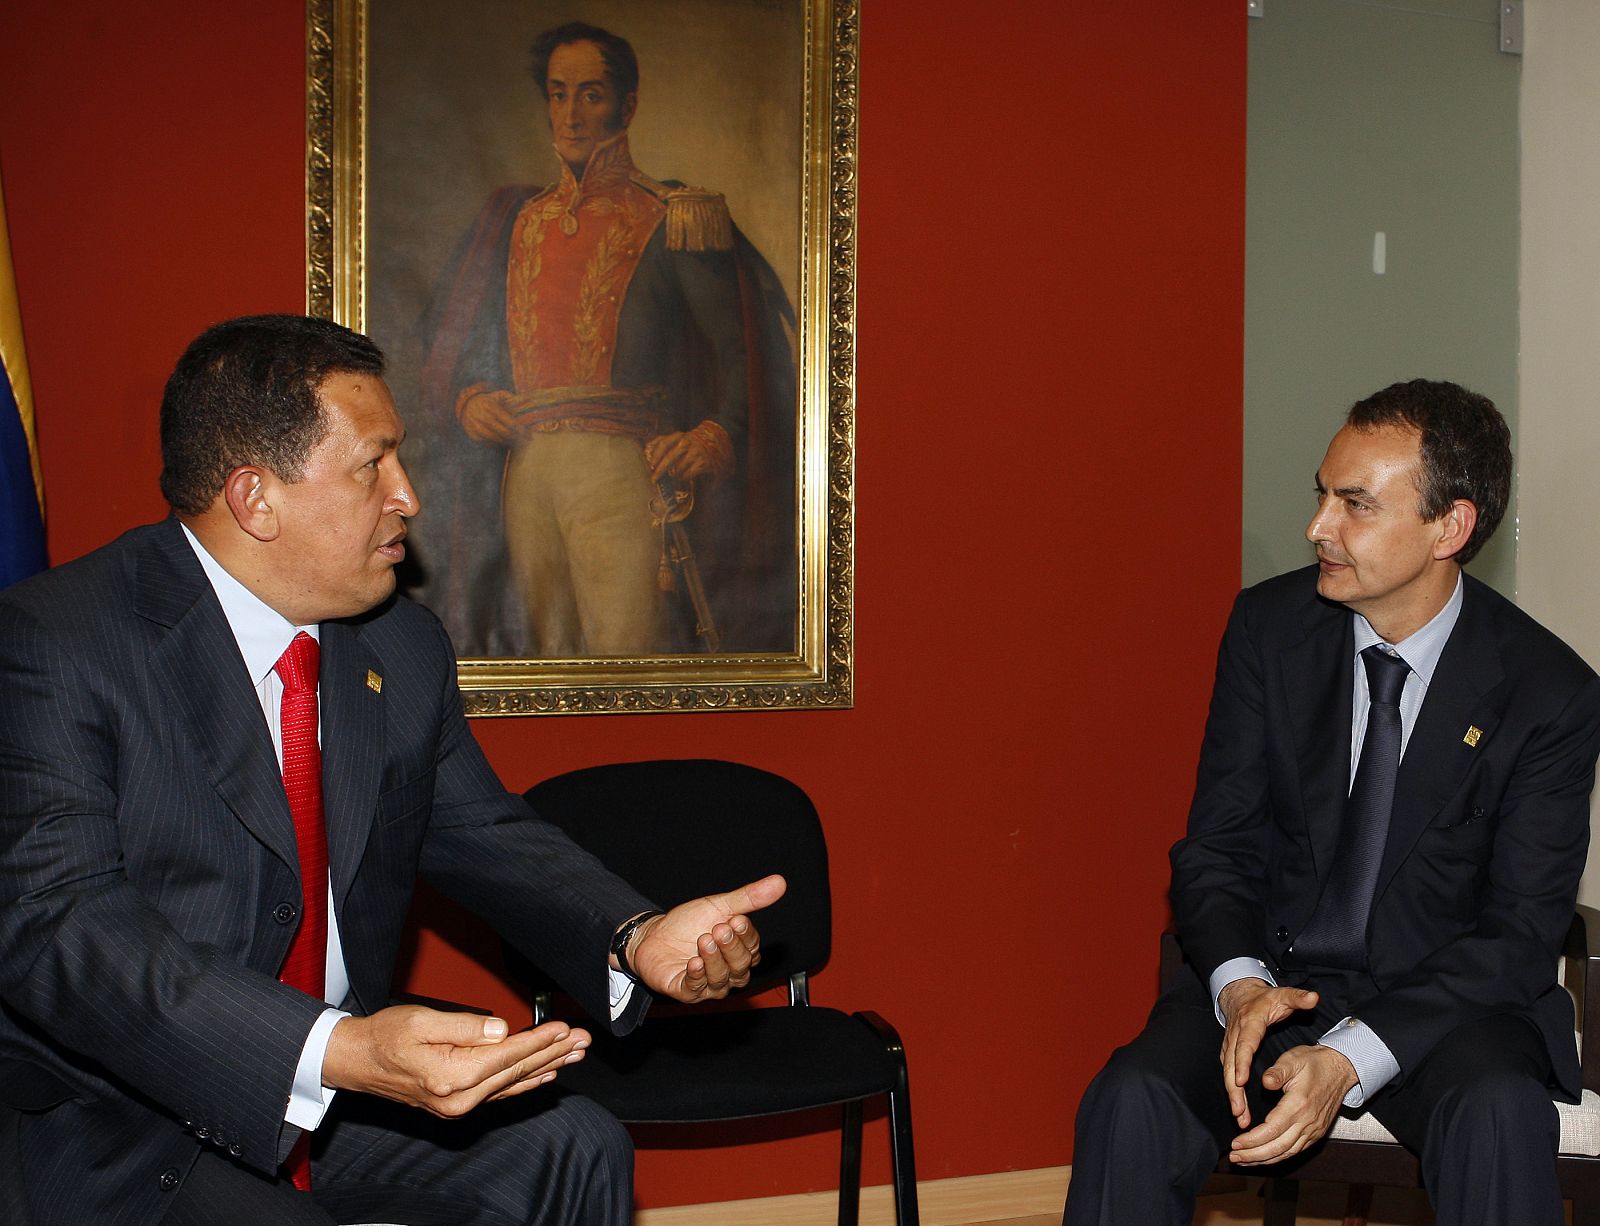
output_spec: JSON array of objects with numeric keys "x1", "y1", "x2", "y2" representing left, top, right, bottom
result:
[{"x1": 306, "y1": 0, "x2": 856, "y2": 714}]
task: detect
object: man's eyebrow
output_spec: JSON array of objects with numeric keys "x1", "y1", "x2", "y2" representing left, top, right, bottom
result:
[{"x1": 548, "y1": 75, "x2": 608, "y2": 90}]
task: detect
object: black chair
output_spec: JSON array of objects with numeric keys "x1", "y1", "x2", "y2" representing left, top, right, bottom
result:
[
  {"x1": 508, "y1": 759, "x2": 918, "y2": 1226},
  {"x1": 1161, "y1": 910, "x2": 1600, "y2": 1225}
]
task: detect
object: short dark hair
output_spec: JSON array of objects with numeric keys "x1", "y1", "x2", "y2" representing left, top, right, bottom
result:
[
  {"x1": 530, "y1": 22, "x2": 639, "y2": 100},
  {"x1": 159, "y1": 314, "x2": 385, "y2": 515},
  {"x1": 1345, "y1": 378, "x2": 1511, "y2": 565}
]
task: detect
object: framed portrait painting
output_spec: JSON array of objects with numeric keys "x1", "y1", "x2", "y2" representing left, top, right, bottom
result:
[{"x1": 306, "y1": 0, "x2": 856, "y2": 714}]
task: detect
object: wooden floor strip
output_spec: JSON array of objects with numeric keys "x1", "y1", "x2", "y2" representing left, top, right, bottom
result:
[
  {"x1": 635, "y1": 1165, "x2": 1069, "y2": 1225},
  {"x1": 634, "y1": 1166, "x2": 1450, "y2": 1225}
]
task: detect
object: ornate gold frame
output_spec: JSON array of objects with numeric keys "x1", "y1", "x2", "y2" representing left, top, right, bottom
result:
[{"x1": 306, "y1": 0, "x2": 855, "y2": 715}]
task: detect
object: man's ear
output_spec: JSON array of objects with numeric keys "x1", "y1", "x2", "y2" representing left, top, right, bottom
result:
[
  {"x1": 222, "y1": 466, "x2": 281, "y2": 542},
  {"x1": 621, "y1": 91, "x2": 637, "y2": 128},
  {"x1": 1433, "y1": 498, "x2": 1478, "y2": 561}
]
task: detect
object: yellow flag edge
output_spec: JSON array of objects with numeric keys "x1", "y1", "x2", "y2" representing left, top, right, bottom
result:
[{"x1": 0, "y1": 175, "x2": 43, "y2": 511}]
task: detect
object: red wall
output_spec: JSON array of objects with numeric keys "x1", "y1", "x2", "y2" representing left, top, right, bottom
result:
[{"x1": 0, "y1": 1, "x2": 1244, "y2": 1208}]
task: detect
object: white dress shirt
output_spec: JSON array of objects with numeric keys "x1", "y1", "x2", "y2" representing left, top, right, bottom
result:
[
  {"x1": 180, "y1": 524, "x2": 349, "y2": 1130},
  {"x1": 181, "y1": 525, "x2": 636, "y2": 1131}
]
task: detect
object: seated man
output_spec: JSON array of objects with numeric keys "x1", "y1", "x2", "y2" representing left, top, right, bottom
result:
[
  {"x1": 1063, "y1": 380, "x2": 1600, "y2": 1226},
  {"x1": 0, "y1": 314, "x2": 786, "y2": 1225}
]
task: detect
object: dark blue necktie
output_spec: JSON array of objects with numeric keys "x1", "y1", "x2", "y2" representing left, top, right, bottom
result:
[{"x1": 1293, "y1": 645, "x2": 1411, "y2": 970}]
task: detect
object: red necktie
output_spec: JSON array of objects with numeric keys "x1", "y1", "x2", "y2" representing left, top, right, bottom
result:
[{"x1": 274, "y1": 631, "x2": 327, "y2": 1191}]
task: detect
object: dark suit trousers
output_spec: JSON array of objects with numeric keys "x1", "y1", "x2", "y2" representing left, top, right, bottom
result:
[
  {"x1": 1062, "y1": 975, "x2": 1561, "y2": 1226},
  {"x1": 160, "y1": 1090, "x2": 631, "y2": 1226}
]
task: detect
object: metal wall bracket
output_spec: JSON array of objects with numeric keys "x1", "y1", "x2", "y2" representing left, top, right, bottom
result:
[{"x1": 1500, "y1": 1, "x2": 1523, "y2": 55}]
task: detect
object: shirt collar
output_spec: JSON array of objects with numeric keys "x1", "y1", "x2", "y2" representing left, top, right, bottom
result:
[
  {"x1": 179, "y1": 522, "x2": 318, "y2": 686},
  {"x1": 1352, "y1": 570, "x2": 1464, "y2": 688}
]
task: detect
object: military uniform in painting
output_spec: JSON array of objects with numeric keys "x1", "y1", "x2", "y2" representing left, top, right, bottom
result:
[{"x1": 420, "y1": 131, "x2": 794, "y2": 659}]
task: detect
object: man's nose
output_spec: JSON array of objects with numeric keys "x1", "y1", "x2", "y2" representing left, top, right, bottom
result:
[
  {"x1": 1306, "y1": 501, "x2": 1330, "y2": 543},
  {"x1": 389, "y1": 465, "x2": 421, "y2": 518}
]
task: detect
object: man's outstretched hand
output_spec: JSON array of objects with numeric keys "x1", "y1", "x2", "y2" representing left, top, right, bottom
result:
[
  {"x1": 322, "y1": 1004, "x2": 590, "y2": 1118},
  {"x1": 625, "y1": 874, "x2": 787, "y2": 1002}
]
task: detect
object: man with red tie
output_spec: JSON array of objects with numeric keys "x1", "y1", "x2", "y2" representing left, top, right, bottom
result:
[{"x1": 0, "y1": 314, "x2": 784, "y2": 1224}]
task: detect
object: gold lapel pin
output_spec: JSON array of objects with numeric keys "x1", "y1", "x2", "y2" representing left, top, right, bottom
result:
[
  {"x1": 1463, "y1": 725, "x2": 1482, "y2": 748},
  {"x1": 366, "y1": 670, "x2": 383, "y2": 694}
]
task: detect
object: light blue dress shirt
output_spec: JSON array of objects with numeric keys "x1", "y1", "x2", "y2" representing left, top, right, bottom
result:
[{"x1": 1209, "y1": 572, "x2": 1464, "y2": 1107}]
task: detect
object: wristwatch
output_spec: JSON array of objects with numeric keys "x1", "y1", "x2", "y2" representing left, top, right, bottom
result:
[{"x1": 610, "y1": 910, "x2": 664, "y2": 981}]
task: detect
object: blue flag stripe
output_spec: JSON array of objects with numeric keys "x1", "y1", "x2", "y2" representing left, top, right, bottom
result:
[{"x1": 0, "y1": 359, "x2": 45, "y2": 588}]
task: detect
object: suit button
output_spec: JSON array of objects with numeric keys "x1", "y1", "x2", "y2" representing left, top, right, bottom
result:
[
  {"x1": 158, "y1": 1167, "x2": 181, "y2": 1191},
  {"x1": 1276, "y1": 927, "x2": 1290, "y2": 942},
  {"x1": 229, "y1": 1143, "x2": 243, "y2": 1157},
  {"x1": 273, "y1": 902, "x2": 296, "y2": 924},
  {"x1": 194, "y1": 1126, "x2": 209, "y2": 1139}
]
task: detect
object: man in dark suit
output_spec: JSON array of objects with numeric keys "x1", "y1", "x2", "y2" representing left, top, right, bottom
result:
[
  {"x1": 0, "y1": 314, "x2": 786, "y2": 1225},
  {"x1": 1063, "y1": 380, "x2": 1600, "y2": 1226}
]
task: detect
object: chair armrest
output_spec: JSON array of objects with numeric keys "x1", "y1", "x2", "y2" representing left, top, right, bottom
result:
[{"x1": 1567, "y1": 904, "x2": 1600, "y2": 1094}]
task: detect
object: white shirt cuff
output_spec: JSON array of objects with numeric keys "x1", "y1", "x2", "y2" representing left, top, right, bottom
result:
[
  {"x1": 608, "y1": 967, "x2": 634, "y2": 1019},
  {"x1": 1208, "y1": 957, "x2": 1277, "y2": 1025},
  {"x1": 1317, "y1": 1017, "x2": 1400, "y2": 1107},
  {"x1": 285, "y1": 1007, "x2": 349, "y2": 1130}
]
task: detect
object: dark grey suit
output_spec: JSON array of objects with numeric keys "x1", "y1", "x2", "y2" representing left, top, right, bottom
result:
[
  {"x1": 1066, "y1": 566, "x2": 1600, "y2": 1226},
  {"x1": 0, "y1": 519, "x2": 654, "y2": 1224}
]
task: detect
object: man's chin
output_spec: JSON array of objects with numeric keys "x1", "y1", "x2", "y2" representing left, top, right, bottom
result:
[
  {"x1": 557, "y1": 141, "x2": 592, "y2": 167},
  {"x1": 1314, "y1": 570, "x2": 1351, "y2": 602}
]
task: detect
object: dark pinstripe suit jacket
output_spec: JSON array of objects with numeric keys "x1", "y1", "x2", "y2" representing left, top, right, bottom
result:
[{"x1": 0, "y1": 518, "x2": 653, "y2": 1224}]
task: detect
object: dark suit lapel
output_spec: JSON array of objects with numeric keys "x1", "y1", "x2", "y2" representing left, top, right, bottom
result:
[
  {"x1": 1282, "y1": 594, "x2": 1355, "y2": 880},
  {"x1": 318, "y1": 620, "x2": 384, "y2": 911},
  {"x1": 1375, "y1": 586, "x2": 1503, "y2": 900},
  {"x1": 135, "y1": 521, "x2": 298, "y2": 870}
]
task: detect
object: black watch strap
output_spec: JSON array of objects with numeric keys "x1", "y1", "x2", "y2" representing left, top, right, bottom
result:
[{"x1": 610, "y1": 911, "x2": 664, "y2": 981}]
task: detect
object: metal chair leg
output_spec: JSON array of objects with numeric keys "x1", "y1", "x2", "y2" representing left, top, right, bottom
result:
[
  {"x1": 888, "y1": 1080, "x2": 920, "y2": 1226},
  {"x1": 853, "y1": 1010, "x2": 920, "y2": 1226},
  {"x1": 837, "y1": 1098, "x2": 863, "y2": 1226}
]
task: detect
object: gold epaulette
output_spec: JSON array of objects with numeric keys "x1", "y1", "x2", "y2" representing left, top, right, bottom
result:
[{"x1": 630, "y1": 171, "x2": 733, "y2": 252}]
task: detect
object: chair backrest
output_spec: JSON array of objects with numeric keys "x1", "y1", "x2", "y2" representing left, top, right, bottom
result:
[{"x1": 521, "y1": 759, "x2": 832, "y2": 995}]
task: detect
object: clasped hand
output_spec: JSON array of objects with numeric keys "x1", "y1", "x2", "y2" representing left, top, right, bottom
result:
[{"x1": 1217, "y1": 978, "x2": 1357, "y2": 1165}]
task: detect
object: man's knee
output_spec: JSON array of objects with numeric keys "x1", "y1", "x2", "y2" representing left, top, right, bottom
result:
[
  {"x1": 1077, "y1": 1042, "x2": 1212, "y2": 1145},
  {"x1": 1424, "y1": 1067, "x2": 1557, "y2": 1152},
  {"x1": 540, "y1": 1093, "x2": 633, "y2": 1215},
  {"x1": 561, "y1": 1095, "x2": 633, "y2": 1179}
]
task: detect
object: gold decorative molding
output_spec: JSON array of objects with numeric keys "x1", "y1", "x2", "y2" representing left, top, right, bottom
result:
[{"x1": 306, "y1": 0, "x2": 855, "y2": 715}]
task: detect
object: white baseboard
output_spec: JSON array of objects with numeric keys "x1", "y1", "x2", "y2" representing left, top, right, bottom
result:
[{"x1": 634, "y1": 1165, "x2": 1070, "y2": 1225}]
